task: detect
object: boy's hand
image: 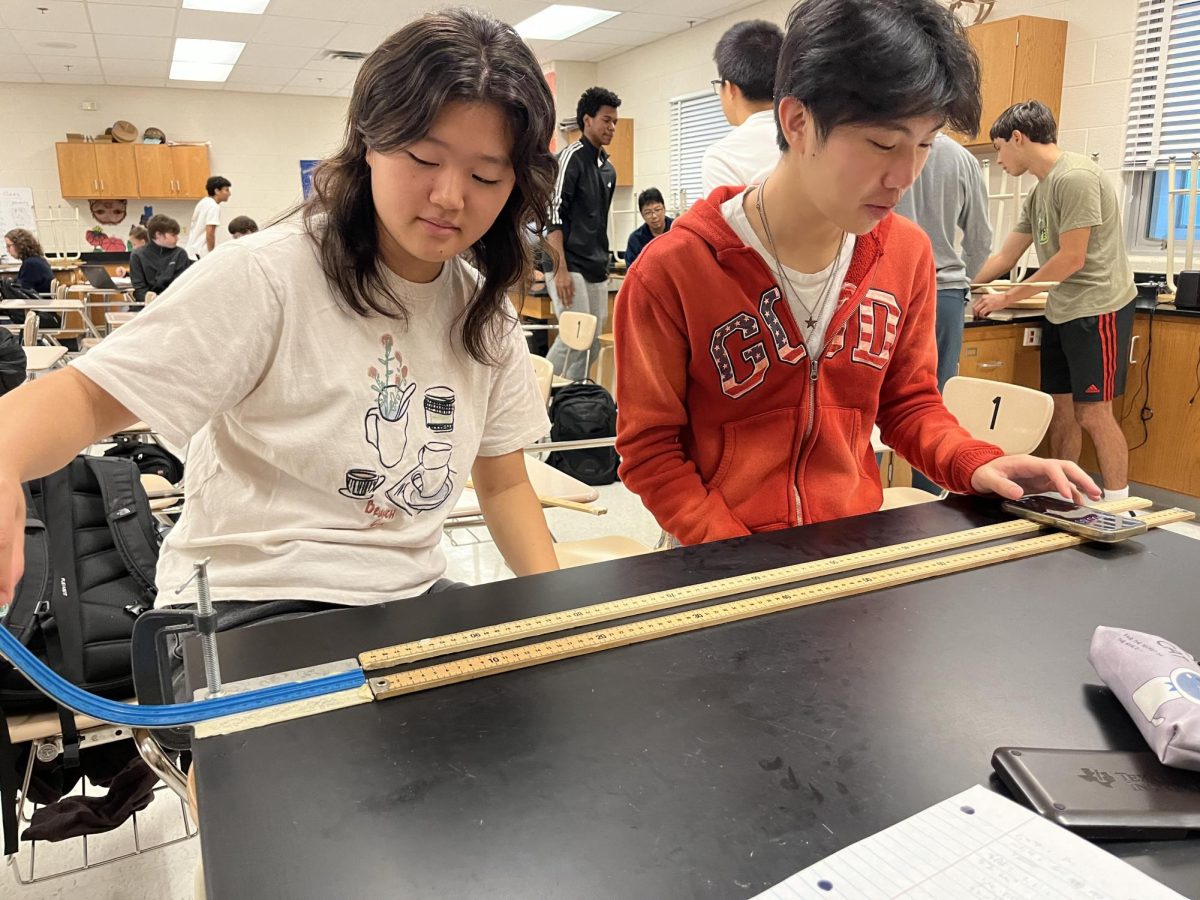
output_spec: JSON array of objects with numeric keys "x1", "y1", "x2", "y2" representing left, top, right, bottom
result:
[
  {"x1": 972, "y1": 290, "x2": 1013, "y2": 318},
  {"x1": 554, "y1": 270, "x2": 575, "y2": 307},
  {"x1": 970, "y1": 455, "x2": 1101, "y2": 503}
]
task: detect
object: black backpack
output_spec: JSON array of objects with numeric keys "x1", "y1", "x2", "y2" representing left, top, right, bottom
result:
[
  {"x1": 104, "y1": 438, "x2": 184, "y2": 485},
  {"x1": 0, "y1": 279, "x2": 59, "y2": 329},
  {"x1": 0, "y1": 328, "x2": 26, "y2": 396},
  {"x1": 1, "y1": 456, "x2": 161, "y2": 713},
  {"x1": 546, "y1": 380, "x2": 620, "y2": 485}
]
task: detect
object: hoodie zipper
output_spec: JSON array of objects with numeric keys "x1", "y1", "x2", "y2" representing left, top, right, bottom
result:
[{"x1": 794, "y1": 353, "x2": 821, "y2": 525}]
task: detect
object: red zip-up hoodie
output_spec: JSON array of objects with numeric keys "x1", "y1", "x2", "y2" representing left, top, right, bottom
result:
[{"x1": 614, "y1": 186, "x2": 1004, "y2": 546}]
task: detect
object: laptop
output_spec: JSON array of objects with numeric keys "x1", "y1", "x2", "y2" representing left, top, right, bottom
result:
[{"x1": 82, "y1": 265, "x2": 119, "y2": 290}]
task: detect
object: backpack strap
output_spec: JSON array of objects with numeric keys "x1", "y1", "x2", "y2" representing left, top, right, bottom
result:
[
  {"x1": 83, "y1": 457, "x2": 161, "y2": 602},
  {"x1": 3, "y1": 485, "x2": 52, "y2": 644},
  {"x1": 41, "y1": 467, "x2": 85, "y2": 685},
  {"x1": 0, "y1": 700, "x2": 19, "y2": 856}
]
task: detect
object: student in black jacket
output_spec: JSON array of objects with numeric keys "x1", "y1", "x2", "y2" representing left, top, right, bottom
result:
[
  {"x1": 130, "y1": 215, "x2": 192, "y2": 302},
  {"x1": 624, "y1": 187, "x2": 672, "y2": 269},
  {"x1": 4, "y1": 229, "x2": 53, "y2": 294}
]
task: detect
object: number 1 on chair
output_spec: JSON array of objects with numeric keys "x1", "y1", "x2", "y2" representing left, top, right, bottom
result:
[{"x1": 990, "y1": 396, "x2": 1001, "y2": 430}]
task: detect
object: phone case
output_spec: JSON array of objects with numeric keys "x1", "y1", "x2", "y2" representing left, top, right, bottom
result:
[
  {"x1": 992, "y1": 747, "x2": 1200, "y2": 839},
  {"x1": 1001, "y1": 503, "x2": 1148, "y2": 542}
]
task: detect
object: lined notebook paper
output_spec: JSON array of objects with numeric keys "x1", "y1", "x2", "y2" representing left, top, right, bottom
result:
[{"x1": 754, "y1": 785, "x2": 1186, "y2": 899}]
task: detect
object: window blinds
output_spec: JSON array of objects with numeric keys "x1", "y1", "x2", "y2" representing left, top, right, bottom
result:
[
  {"x1": 669, "y1": 91, "x2": 733, "y2": 210},
  {"x1": 1124, "y1": 0, "x2": 1200, "y2": 168}
]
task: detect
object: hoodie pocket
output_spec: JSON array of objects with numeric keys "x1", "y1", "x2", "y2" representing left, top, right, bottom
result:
[
  {"x1": 705, "y1": 407, "x2": 798, "y2": 532},
  {"x1": 803, "y1": 405, "x2": 880, "y2": 521}
]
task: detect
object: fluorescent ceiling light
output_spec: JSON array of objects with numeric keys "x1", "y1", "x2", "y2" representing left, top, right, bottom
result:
[
  {"x1": 170, "y1": 39, "x2": 245, "y2": 82},
  {"x1": 514, "y1": 4, "x2": 618, "y2": 40},
  {"x1": 170, "y1": 61, "x2": 236, "y2": 82},
  {"x1": 182, "y1": 0, "x2": 271, "y2": 12},
  {"x1": 173, "y1": 38, "x2": 245, "y2": 66}
]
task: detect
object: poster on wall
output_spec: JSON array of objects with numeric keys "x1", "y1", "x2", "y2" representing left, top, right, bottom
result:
[{"x1": 300, "y1": 160, "x2": 320, "y2": 200}]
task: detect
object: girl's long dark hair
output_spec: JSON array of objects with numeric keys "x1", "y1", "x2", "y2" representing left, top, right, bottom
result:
[{"x1": 303, "y1": 8, "x2": 556, "y2": 364}]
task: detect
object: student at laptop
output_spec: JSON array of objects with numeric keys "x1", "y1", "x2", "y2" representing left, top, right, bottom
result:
[
  {"x1": 129, "y1": 215, "x2": 191, "y2": 303},
  {"x1": 4, "y1": 229, "x2": 52, "y2": 295}
]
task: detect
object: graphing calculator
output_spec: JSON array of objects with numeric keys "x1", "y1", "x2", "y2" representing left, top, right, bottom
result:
[{"x1": 1001, "y1": 496, "x2": 1148, "y2": 542}]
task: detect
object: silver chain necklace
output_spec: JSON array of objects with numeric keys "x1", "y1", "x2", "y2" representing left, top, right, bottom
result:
[{"x1": 755, "y1": 181, "x2": 846, "y2": 332}]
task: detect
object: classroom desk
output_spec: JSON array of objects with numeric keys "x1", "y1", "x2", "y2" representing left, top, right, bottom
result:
[
  {"x1": 22, "y1": 345, "x2": 68, "y2": 372},
  {"x1": 0, "y1": 298, "x2": 100, "y2": 339},
  {"x1": 187, "y1": 497, "x2": 1200, "y2": 898}
]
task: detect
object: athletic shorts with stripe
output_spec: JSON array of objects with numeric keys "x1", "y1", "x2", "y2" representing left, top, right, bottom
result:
[{"x1": 1040, "y1": 300, "x2": 1135, "y2": 402}]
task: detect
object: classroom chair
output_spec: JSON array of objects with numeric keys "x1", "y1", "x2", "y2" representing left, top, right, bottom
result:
[
  {"x1": 880, "y1": 377, "x2": 1055, "y2": 509},
  {"x1": 551, "y1": 311, "x2": 598, "y2": 387},
  {"x1": 528, "y1": 354, "x2": 554, "y2": 406},
  {"x1": 21, "y1": 310, "x2": 38, "y2": 347}
]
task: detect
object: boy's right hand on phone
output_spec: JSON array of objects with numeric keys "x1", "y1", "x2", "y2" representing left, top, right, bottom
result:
[{"x1": 0, "y1": 470, "x2": 26, "y2": 605}]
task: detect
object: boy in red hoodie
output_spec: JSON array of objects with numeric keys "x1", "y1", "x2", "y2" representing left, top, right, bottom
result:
[{"x1": 615, "y1": 0, "x2": 1099, "y2": 547}]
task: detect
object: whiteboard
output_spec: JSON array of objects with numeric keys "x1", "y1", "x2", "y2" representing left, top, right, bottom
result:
[{"x1": 0, "y1": 187, "x2": 37, "y2": 239}]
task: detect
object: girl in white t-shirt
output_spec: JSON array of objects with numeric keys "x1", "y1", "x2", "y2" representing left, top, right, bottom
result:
[{"x1": 0, "y1": 9, "x2": 563, "y2": 611}]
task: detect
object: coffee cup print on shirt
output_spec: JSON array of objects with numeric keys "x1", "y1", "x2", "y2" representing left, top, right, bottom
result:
[
  {"x1": 340, "y1": 468, "x2": 386, "y2": 499},
  {"x1": 365, "y1": 382, "x2": 417, "y2": 469},
  {"x1": 387, "y1": 441, "x2": 455, "y2": 512},
  {"x1": 424, "y1": 386, "x2": 455, "y2": 433}
]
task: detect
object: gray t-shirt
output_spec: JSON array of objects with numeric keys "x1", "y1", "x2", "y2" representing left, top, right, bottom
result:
[{"x1": 1015, "y1": 151, "x2": 1135, "y2": 324}]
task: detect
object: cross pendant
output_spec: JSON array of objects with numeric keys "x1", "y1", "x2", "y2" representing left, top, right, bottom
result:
[{"x1": 805, "y1": 316, "x2": 817, "y2": 329}]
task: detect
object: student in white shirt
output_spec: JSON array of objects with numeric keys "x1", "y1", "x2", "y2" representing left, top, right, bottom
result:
[
  {"x1": 701, "y1": 20, "x2": 785, "y2": 196},
  {"x1": 0, "y1": 9, "x2": 562, "y2": 615},
  {"x1": 184, "y1": 175, "x2": 231, "y2": 259}
]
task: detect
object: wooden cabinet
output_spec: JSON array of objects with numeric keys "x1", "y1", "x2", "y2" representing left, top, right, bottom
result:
[
  {"x1": 951, "y1": 16, "x2": 1068, "y2": 148},
  {"x1": 55, "y1": 142, "x2": 100, "y2": 198},
  {"x1": 564, "y1": 118, "x2": 635, "y2": 187},
  {"x1": 959, "y1": 331, "x2": 1016, "y2": 381},
  {"x1": 56, "y1": 142, "x2": 211, "y2": 200},
  {"x1": 132, "y1": 145, "x2": 210, "y2": 199},
  {"x1": 56, "y1": 142, "x2": 138, "y2": 198}
]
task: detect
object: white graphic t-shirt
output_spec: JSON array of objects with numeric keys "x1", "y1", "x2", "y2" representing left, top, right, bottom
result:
[{"x1": 73, "y1": 222, "x2": 550, "y2": 605}]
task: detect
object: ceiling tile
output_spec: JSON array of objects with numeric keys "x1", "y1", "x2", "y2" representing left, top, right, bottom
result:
[
  {"x1": 0, "y1": 1, "x2": 88, "y2": 32},
  {"x1": 88, "y1": 0, "x2": 177, "y2": 7},
  {"x1": 94, "y1": 33, "x2": 173, "y2": 59},
  {"x1": 224, "y1": 83, "x2": 284, "y2": 94},
  {"x1": 237, "y1": 42, "x2": 316, "y2": 67},
  {"x1": 346, "y1": 0, "x2": 411, "y2": 26},
  {"x1": 175, "y1": 9, "x2": 263, "y2": 42},
  {"x1": 0, "y1": 54, "x2": 37, "y2": 75},
  {"x1": 280, "y1": 83, "x2": 336, "y2": 95},
  {"x1": 546, "y1": 40, "x2": 626, "y2": 62},
  {"x1": 260, "y1": 0, "x2": 351, "y2": 22},
  {"x1": 11, "y1": 30, "x2": 98, "y2": 55},
  {"x1": 289, "y1": 68, "x2": 351, "y2": 89},
  {"x1": 40, "y1": 72, "x2": 105, "y2": 83},
  {"x1": 1, "y1": 72, "x2": 44, "y2": 82},
  {"x1": 86, "y1": 3, "x2": 178, "y2": 35},
  {"x1": 304, "y1": 53, "x2": 362, "y2": 73},
  {"x1": 324, "y1": 23, "x2": 385, "y2": 53},
  {"x1": 604, "y1": 11, "x2": 703, "y2": 34},
  {"x1": 256, "y1": 15, "x2": 338, "y2": 46},
  {"x1": 101, "y1": 56, "x2": 170, "y2": 77},
  {"x1": 105, "y1": 75, "x2": 169, "y2": 86},
  {"x1": 570, "y1": 26, "x2": 643, "y2": 46},
  {"x1": 29, "y1": 54, "x2": 104, "y2": 75},
  {"x1": 226, "y1": 63, "x2": 296, "y2": 84},
  {"x1": 0, "y1": 30, "x2": 22, "y2": 55}
]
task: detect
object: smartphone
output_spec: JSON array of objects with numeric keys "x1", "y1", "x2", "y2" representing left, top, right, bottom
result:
[
  {"x1": 992, "y1": 747, "x2": 1200, "y2": 839},
  {"x1": 1002, "y1": 495, "x2": 1147, "y2": 542}
]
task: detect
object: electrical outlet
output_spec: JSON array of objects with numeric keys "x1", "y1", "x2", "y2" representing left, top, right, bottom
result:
[{"x1": 1023, "y1": 327, "x2": 1042, "y2": 347}]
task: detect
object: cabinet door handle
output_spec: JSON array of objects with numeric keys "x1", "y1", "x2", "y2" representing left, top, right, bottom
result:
[
  {"x1": 93, "y1": 179, "x2": 99, "y2": 192},
  {"x1": 977, "y1": 361, "x2": 1004, "y2": 370},
  {"x1": 1129, "y1": 334, "x2": 1141, "y2": 365}
]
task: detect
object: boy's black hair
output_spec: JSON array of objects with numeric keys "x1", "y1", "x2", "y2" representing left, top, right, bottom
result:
[
  {"x1": 228, "y1": 215, "x2": 259, "y2": 235},
  {"x1": 637, "y1": 187, "x2": 665, "y2": 211},
  {"x1": 206, "y1": 175, "x2": 232, "y2": 196},
  {"x1": 714, "y1": 20, "x2": 784, "y2": 103},
  {"x1": 989, "y1": 99, "x2": 1058, "y2": 144},
  {"x1": 576, "y1": 86, "x2": 621, "y2": 132},
  {"x1": 146, "y1": 214, "x2": 180, "y2": 238},
  {"x1": 774, "y1": 0, "x2": 981, "y2": 150}
]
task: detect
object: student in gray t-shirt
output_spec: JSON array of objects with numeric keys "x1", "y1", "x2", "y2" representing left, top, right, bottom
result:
[
  {"x1": 896, "y1": 134, "x2": 992, "y2": 495},
  {"x1": 973, "y1": 100, "x2": 1136, "y2": 503}
]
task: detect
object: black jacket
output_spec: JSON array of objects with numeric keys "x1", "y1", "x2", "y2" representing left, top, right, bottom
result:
[
  {"x1": 547, "y1": 138, "x2": 616, "y2": 283},
  {"x1": 624, "y1": 217, "x2": 672, "y2": 269},
  {"x1": 15, "y1": 256, "x2": 53, "y2": 294},
  {"x1": 130, "y1": 243, "x2": 191, "y2": 302}
]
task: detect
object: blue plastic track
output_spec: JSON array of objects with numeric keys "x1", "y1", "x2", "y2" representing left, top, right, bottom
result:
[{"x1": 0, "y1": 627, "x2": 366, "y2": 728}]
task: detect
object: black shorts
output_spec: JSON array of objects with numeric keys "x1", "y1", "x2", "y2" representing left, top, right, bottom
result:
[{"x1": 1040, "y1": 301, "x2": 1135, "y2": 402}]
